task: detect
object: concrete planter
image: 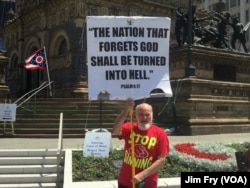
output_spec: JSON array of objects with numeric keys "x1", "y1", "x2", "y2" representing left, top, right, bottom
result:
[{"x1": 63, "y1": 149, "x2": 180, "y2": 188}]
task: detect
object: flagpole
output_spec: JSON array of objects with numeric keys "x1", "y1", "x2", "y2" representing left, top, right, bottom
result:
[
  {"x1": 43, "y1": 46, "x2": 52, "y2": 97},
  {"x1": 130, "y1": 108, "x2": 135, "y2": 188}
]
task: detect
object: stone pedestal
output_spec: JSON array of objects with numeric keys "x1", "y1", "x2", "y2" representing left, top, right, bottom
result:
[
  {"x1": 171, "y1": 78, "x2": 250, "y2": 135},
  {"x1": 149, "y1": 46, "x2": 250, "y2": 135}
]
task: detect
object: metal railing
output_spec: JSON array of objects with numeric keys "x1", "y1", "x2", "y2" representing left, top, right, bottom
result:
[
  {"x1": 2, "y1": 81, "x2": 54, "y2": 135},
  {"x1": 10, "y1": 81, "x2": 64, "y2": 186},
  {"x1": 14, "y1": 81, "x2": 53, "y2": 111},
  {"x1": 57, "y1": 112, "x2": 64, "y2": 187}
]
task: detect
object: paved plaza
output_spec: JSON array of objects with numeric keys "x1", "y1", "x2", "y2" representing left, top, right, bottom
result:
[{"x1": 0, "y1": 133, "x2": 249, "y2": 150}]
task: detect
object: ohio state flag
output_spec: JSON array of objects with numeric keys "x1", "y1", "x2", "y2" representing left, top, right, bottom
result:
[{"x1": 24, "y1": 47, "x2": 47, "y2": 70}]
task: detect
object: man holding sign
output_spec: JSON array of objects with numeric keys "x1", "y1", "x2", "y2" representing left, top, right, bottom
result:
[
  {"x1": 113, "y1": 98, "x2": 169, "y2": 188},
  {"x1": 87, "y1": 16, "x2": 172, "y2": 187}
]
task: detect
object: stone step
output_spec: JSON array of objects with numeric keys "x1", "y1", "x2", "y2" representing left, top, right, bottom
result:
[
  {"x1": 1, "y1": 134, "x2": 83, "y2": 138},
  {"x1": 9, "y1": 127, "x2": 110, "y2": 134},
  {"x1": 0, "y1": 165, "x2": 58, "y2": 174},
  {"x1": 5, "y1": 98, "x2": 124, "y2": 138},
  {"x1": 0, "y1": 150, "x2": 64, "y2": 187},
  {"x1": 0, "y1": 149, "x2": 59, "y2": 157},
  {"x1": 16, "y1": 113, "x2": 118, "y2": 117},
  {"x1": 17, "y1": 108, "x2": 119, "y2": 114},
  {"x1": 0, "y1": 157, "x2": 58, "y2": 165},
  {"x1": 0, "y1": 173, "x2": 58, "y2": 183},
  {"x1": 14, "y1": 117, "x2": 117, "y2": 123},
  {"x1": 0, "y1": 183, "x2": 58, "y2": 188}
]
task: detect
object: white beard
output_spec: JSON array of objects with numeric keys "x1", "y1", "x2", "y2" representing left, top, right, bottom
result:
[{"x1": 138, "y1": 123, "x2": 151, "y2": 130}]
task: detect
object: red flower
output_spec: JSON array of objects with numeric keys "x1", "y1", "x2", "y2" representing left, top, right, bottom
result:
[{"x1": 174, "y1": 143, "x2": 230, "y2": 161}]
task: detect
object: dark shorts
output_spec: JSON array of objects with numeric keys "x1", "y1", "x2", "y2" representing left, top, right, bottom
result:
[
  {"x1": 118, "y1": 183, "x2": 129, "y2": 188},
  {"x1": 118, "y1": 182, "x2": 145, "y2": 188}
]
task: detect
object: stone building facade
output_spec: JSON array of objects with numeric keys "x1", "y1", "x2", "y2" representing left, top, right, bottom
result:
[
  {"x1": 3, "y1": 0, "x2": 250, "y2": 135},
  {"x1": 1, "y1": 0, "x2": 192, "y2": 99}
]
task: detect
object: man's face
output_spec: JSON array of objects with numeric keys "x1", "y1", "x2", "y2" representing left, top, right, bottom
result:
[{"x1": 136, "y1": 107, "x2": 153, "y2": 130}]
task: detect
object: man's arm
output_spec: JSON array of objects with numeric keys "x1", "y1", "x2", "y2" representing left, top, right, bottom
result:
[
  {"x1": 112, "y1": 98, "x2": 134, "y2": 135},
  {"x1": 132, "y1": 155, "x2": 166, "y2": 184}
]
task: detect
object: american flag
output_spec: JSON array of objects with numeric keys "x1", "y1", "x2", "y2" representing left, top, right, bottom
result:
[{"x1": 24, "y1": 47, "x2": 47, "y2": 70}]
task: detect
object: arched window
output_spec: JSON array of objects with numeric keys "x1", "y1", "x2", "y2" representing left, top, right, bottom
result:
[{"x1": 58, "y1": 39, "x2": 67, "y2": 55}]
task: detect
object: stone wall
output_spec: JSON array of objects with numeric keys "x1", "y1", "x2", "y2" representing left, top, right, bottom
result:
[{"x1": 148, "y1": 46, "x2": 250, "y2": 135}]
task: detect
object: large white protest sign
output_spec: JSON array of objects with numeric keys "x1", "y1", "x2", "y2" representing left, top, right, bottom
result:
[{"x1": 87, "y1": 16, "x2": 172, "y2": 100}]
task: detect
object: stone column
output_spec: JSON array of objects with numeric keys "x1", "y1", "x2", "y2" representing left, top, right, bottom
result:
[{"x1": 0, "y1": 53, "x2": 10, "y2": 99}]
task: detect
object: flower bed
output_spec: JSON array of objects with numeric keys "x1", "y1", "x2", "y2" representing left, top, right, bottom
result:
[
  {"x1": 169, "y1": 142, "x2": 238, "y2": 171},
  {"x1": 73, "y1": 142, "x2": 250, "y2": 181}
]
